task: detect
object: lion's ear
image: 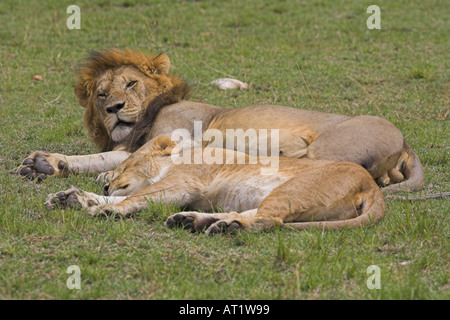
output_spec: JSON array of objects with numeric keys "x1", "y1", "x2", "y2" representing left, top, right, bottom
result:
[
  {"x1": 150, "y1": 136, "x2": 177, "y2": 156},
  {"x1": 75, "y1": 79, "x2": 90, "y2": 108},
  {"x1": 152, "y1": 53, "x2": 170, "y2": 75}
]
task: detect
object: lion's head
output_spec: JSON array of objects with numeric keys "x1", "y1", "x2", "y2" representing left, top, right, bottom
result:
[{"x1": 75, "y1": 49, "x2": 181, "y2": 151}]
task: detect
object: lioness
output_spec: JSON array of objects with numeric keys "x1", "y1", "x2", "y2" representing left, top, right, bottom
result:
[
  {"x1": 45, "y1": 137, "x2": 385, "y2": 233},
  {"x1": 18, "y1": 49, "x2": 424, "y2": 193}
]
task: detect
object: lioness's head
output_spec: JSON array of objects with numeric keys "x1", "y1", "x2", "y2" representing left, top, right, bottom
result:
[
  {"x1": 105, "y1": 136, "x2": 177, "y2": 196},
  {"x1": 75, "y1": 49, "x2": 179, "y2": 151}
]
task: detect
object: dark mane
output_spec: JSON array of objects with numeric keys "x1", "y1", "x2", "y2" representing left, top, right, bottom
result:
[{"x1": 127, "y1": 81, "x2": 191, "y2": 152}]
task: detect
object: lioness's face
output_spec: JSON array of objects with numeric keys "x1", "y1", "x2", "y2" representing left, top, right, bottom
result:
[
  {"x1": 105, "y1": 136, "x2": 177, "y2": 196},
  {"x1": 94, "y1": 66, "x2": 161, "y2": 143},
  {"x1": 106, "y1": 156, "x2": 158, "y2": 196}
]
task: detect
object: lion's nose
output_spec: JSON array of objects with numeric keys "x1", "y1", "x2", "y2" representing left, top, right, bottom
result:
[
  {"x1": 103, "y1": 184, "x2": 110, "y2": 196},
  {"x1": 106, "y1": 102, "x2": 125, "y2": 114}
]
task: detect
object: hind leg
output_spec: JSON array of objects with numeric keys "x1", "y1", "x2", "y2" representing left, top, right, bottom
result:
[
  {"x1": 306, "y1": 116, "x2": 404, "y2": 179},
  {"x1": 177, "y1": 163, "x2": 375, "y2": 234},
  {"x1": 165, "y1": 210, "x2": 283, "y2": 234},
  {"x1": 165, "y1": 177, "x2": 361, "y2": 234},
  {"x1": 165, "y1": 210, "x2": 259, "y2": 234},
  {"x1": 165, "y1": 188, "x2": 361, "y2": 234}
]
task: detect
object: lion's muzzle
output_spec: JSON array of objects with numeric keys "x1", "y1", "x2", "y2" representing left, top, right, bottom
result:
[{"x1": 106, "y1": 101, "x2": 125, "y2": 114}]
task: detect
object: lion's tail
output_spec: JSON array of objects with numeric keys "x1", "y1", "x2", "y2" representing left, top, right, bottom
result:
[
  {"x1": 382, "y1": 141, "x2": 425, "y2": 194},
  {"x1": 284, "y1": 187, "x2": 385, "y2": 231}
]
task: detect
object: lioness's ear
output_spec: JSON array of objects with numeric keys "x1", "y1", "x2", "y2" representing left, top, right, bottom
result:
[
  {"x1": 75, "y1": 79, "x2": 90, "y2": 108},
  {"x1": 152, "y1": 53, "x2": 170, "y2": 75},
  {"x1": 150, "y1": 136, "x2": 177, "y2": 156}
]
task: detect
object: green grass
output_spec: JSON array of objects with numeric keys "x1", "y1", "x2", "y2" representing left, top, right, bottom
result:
[{"x1": 0, "y1": 0, "x2": 448, "y2": 299}]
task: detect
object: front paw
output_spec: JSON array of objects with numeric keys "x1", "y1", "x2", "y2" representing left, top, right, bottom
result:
[
  {"x1": 18, "y1": 151, "x2": 68, "y2": 181},
  {"x1": 45, "y1": 186, "x2": 83, "y2": 210}
]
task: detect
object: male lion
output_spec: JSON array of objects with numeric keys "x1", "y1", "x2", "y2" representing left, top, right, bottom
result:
[
  {"x1": 44, "y1": 137, "x2": 385, "y2": 233},
  {"x1": 18, "y1": 49, "x2": 424, "y2": 193}
]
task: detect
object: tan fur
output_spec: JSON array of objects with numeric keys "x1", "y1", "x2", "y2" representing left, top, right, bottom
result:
[
  {"x1": 45, "y1": 137, "x2": 385, "y2": 233},
  {"x1": 19, "y1": 49, "x2": 424, "y2": 194},
  {"x1": 74, "y1": 49, "x2": 183, "y2": 151},
  {"x1": 17, "y1": 49, "x2": 187, "y2": 179}
]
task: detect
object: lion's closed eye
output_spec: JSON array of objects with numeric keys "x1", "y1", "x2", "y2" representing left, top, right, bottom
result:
[
  {"x1": 126, "y1": 80, "x2": 137, "y2": 89},
  {"x1": 119, "y1": 184, "x2": 130, "y2": 190}
]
